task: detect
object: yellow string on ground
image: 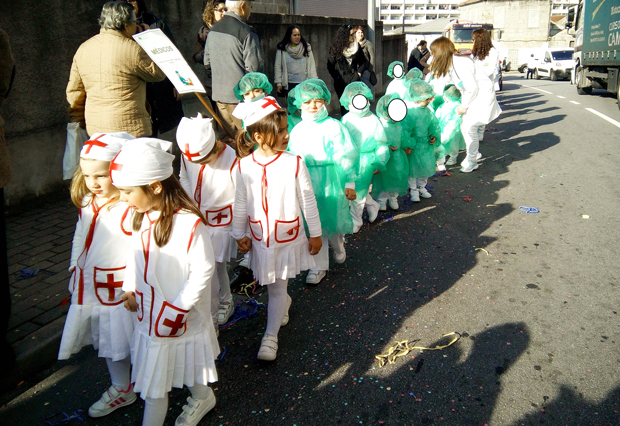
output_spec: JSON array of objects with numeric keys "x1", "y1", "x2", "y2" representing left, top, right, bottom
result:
[{"x1": 375, "y1": 332, "x2": 461, "y2": 368}]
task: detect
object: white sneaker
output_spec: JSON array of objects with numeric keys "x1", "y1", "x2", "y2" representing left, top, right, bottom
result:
[
  {"x1": 446, "y1": 157, "x2": 458, "y2": 166},
  {"x1": 366, "y1": 201, "x2": 379, "y2": 223},
  {"x1": 388, "y1": 197, "x2": 399, "y2": 210},
  {"x1": 418, "y1": 187, "x2": 432, "y2": 199},
  {"x1": 175, "y1": 389, "x2": 216, "y2": 426},
  {"x1": 217, "y1": 303, "x2": 234, "y2": 325},
  {"x1": 281, "y1": 295, "x2": 292, "y2": 326},
  {"x1": 257, "y1": 334, "x2": 278, "y2": 361},
  {"x1": 306, "y1": 270, "x2": 326, "y2": 285},
  {"x1": 379, "y1": 201, "x2": 387, "y2": 211},
  {"x1": 88, "y1": 384, "x2": 137, "y2": 418},
  {"x1": 476, "y1": 152, "x2": 482, "y2": 160},
  {"x1": 410, "y1": 189, "x2": 420, "y2": 203},
  {"x1": 353, "y1": 224, "x2": 361, "y2": 233},
  {"x1": 437, "y1": 164, "x2": 446, "y2": 172},
  {"x1": 333, "y1": 249, "x2": 346, "y2": 264},
  {"x1": 460, "y1": 162, "x2": 480, "y2": 173}
]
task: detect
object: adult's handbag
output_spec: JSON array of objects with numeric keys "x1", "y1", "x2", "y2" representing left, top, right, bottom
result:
[{"x1": 63, "y1": 122, "x2": 88, "y2": 180}]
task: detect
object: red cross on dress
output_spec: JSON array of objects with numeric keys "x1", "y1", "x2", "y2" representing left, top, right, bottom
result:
[
  {"x1": 183, "y1": 143, "x2": 201, "y2": 161},
  {"x1": 213, "y1": 211, "x2": 228, "y2": 224},
  {"x1": 261, "y1": 97, "x2": 280, "y2": 110},
  {"x1": 95, "y1": 273, "x2": 123, "y2": 302},
  {"x1": 83, "y1": 134, "x2": 108, "y2": 154},
  {"x1": 286, "y1": 226, "x2": 300, "y2": 236},
  {"x1": 163, "y1": 313, "x2": 186, "y2": 336}
]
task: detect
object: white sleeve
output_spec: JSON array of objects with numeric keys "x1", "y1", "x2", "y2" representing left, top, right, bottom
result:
[
  {"x1": 453, "y1": 58, "x2": 478, "y2": 110},
  {"x1": 172, "y1": 222, "x2": 215, "y2": 311},
  {"x1": 232, "y1": 165, "x2": 248, "y2": 241},
  {"x1": 69, "y1": 211, "x2": 84, "y2": 270},
  {"x1": 122, "y1": 240, "x2": 137, "y2": 293},
  {"x1": 179, "y1": 157, "x2": 193, "y2": 204},
  {"x1": 307, "y1": 45, "x2": 318, "y2": 79},
  {"x1": 295, "y1": 159, "x2": 322, "y2": 238},
  {"x1": 274, "y1": 49, "x2": 283, "y2": 85}
]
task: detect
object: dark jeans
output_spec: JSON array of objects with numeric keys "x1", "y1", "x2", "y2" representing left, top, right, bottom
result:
[{"x1": 526, "y1": 68, "x2": 534, "y2": 79}]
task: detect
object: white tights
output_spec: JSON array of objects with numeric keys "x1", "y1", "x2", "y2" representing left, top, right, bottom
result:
[
  {"x1": 265, "y1": 278, "x2": 288, "y2": 337},
  {"x1": 105, "y1": 356, "x2": 131, "y2": 390},
  {"x1": 143, "y1": 383, "x2": 211, "y2": 426},
  {"x1": 210, "y1": 261, "x2": 233, "y2": 325}
]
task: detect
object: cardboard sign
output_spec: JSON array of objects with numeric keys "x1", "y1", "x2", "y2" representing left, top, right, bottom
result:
[{"x1": 133, "y1": 29, "x2": 205, "y2": 94}]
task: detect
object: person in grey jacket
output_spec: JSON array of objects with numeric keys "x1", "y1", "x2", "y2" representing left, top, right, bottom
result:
[{"x1": 204, "y1": 0, "x2": 263, "y2": 139}]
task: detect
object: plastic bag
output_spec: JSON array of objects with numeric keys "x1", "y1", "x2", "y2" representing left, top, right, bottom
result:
[{"x1": 63, "y1": 122, "x2": 88, "y2": 180}]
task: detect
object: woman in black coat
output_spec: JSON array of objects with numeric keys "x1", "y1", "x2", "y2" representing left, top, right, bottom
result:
[{"x1": 327, "y1": 25, "x2": 371, "y2": 115}]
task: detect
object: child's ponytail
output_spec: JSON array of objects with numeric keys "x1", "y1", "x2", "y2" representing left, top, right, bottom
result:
[
  {"x1": 234, "y1": 109, "x2": 289, "y2": 158},
  {"x1": 235, "y1": 130, "x2": 255, "y2": 159}
]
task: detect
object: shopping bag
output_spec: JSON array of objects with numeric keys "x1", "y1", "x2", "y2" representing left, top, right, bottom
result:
[{"x1": 63, "y1": 122, "x2": 88, "y2": 180}]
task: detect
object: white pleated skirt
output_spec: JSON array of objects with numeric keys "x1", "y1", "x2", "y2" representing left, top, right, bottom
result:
[
  {"x1": 250, "y1": 236, "x2": 316, "y2": 285},
  {"x1": 209, "y1": 227, "x2": 237, "y2": 264},
  {"x1": 58, "y1": 303, "x2": 134, "y2": 361}
]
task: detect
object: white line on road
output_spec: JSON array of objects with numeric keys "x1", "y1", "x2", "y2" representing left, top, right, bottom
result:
[
  {"x1": 557, "y1": 96, "x2": 565, "y2": 99},
  {"x1": 523, "y1": 85, "x2": 553, "y2": 94},
  {"x1": 570, "y1": 101, "x2": 580, "y2": 105},
  {"x1": 585, "y1": 108, "x2": 620, "y2": 129}
]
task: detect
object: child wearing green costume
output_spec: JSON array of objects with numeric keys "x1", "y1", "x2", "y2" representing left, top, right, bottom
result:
[
  {"x1": 339, "y1": 82, "x2": 390, "y2": 232},
  {"x1": 404, "y1": 78, "x2": 441, "y2": 203},
  {"x1": 372, "y1": 93, "x2": 409, "y2": 211},
  {"x1": 288, "y1": 79, "x2": 358, "y2": 285},
  {"x1": 385, "y1": 61, "x2": 407, "y2": 98},
  {"x1": 233, "y1": 72, "x2": 273, "y2": 103},
  {"x1": 287, "y1": 88, "x2": 302, "y2": 133},
  {"x1": 435, "y1": 84, "x2": 465, "y2": 167}
]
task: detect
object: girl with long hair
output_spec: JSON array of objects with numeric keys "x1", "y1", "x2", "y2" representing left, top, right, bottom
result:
[
  {"x1": 472, "y1": 28, "x2": 501, "y2": 90},
  {"x1": 231, "y1": 96, "x2": 322, "y2": 361},
  {"x1": 59, "y1": 132, "x2": 137, "y2": 418},
  {"x1": 115, "y1": 140, "x2": 219, "y2": 426},
  {"x1": 193, "y1": 0, "x2": 226, "y2": 64},
  {"x1": 429, "y1": 37, "x2": 501, "y2": 173},
  {"x1": 274, "y1": 25, "x2": 318, "y2": 97}
]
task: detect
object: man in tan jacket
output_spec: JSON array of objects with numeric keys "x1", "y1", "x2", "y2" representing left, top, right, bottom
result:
[{"x1": 66, "y1": 1, "x2": 165, "y2": 137}]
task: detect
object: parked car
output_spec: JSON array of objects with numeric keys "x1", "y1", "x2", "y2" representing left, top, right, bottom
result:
[{"x1": 534, "y1": 48, "x2": 574, "y2": 81}]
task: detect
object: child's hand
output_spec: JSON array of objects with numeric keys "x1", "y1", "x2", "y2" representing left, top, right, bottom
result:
[
  {"x1": 68, "y1": 265, "x2": 75, "y2": 274},
  {"x1": 122, "y1": 292, "x2": 138, "y2": 312},
  {"x1": 389, "y1": 145, "x2": 398, "y2": 151},
  {"x1": 345, "y1": 188, "x2": 356, "y2": 200},
  {"x1": 405, "y1": 148, "x2": 413, "y2": 155},
  {"x1": 308, "y1": 236, "x2": 322, "y2": 255},
  {"x1": 373, "y1": 169, "x2": 380, "y2": 175},
  {"x1": 456, "y1": 106, "x2": 468, "y2": 116},
  {"x1": 429, "y1": 136, "x2": 437, "y2": 145},
  {"x1": 237, "y1": 236, "x2": 252, "y2": 254}
]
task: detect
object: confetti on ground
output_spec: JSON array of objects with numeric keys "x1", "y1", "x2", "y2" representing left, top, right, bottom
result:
[
  {"x1": 475, "y1": 248, "x2": 489, "y2": 256},
  {"x1": 375, "y1": 332, "x2": 461, "y2": 368},
  {"x1": 581, "y1": 214, "x2": 590, "y2": 219}
]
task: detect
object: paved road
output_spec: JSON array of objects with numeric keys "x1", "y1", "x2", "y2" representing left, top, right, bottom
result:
[{"x1": 1, "y1": 73, "x2": 619, "y2": 425}]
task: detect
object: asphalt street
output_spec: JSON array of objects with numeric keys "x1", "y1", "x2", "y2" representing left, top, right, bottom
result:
[{"x1": 1, "y1": 73, "x2": 619, "y2": 425}]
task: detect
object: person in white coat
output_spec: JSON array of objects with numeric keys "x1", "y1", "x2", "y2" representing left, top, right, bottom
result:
[
  {"x1": 429, "y1": 37, "x2": 501, "y2": 173},
  {"x1": 274, "y1": 25, "x2": 318, "y2": 98},
  {"x1": 471, "y1": 28, "x2": 501, "y2": 91}
]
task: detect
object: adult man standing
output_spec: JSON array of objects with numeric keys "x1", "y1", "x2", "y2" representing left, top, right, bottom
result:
[
  {"x1": 204, "y1": 0, "x2": 263, "y2": 138},
  {"x1": 407, "y1": 40, "x2": 430, "y2": 75}
]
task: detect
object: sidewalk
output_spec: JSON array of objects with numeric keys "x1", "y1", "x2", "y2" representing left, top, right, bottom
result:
[{"x1": 5, "y1": 193, "x2": 76, "y2": 393}]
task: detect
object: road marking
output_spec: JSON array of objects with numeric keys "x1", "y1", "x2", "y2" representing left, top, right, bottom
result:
[
  {"x1": 557, "y1": 96, "x2": 566, "y2": 99},
  {"x1": 523, "y1": 85, "x2": 553, "y2": 94},
  {"x1": 585, "y1": 108, "x2": 620, "y2": 129},
  {"x1": 570, "y1": 101, "x2": 580, "y2": 105}
]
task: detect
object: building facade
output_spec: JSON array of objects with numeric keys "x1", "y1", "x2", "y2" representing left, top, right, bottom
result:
[{"x1": 378, "y1": 0, "x2": 461, "y2": 32}]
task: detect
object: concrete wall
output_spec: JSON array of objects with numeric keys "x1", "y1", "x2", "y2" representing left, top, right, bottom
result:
[{"x1": 0, "y1": 0, "x2": 404, "y2": 204}]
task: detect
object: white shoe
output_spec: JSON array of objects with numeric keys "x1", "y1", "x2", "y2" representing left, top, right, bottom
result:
[
  {"x1": 306, "y1": 270, "x2": 326, "y2": 285},
  {"x1": 437, "y1": 164, "x2": 446, "y2": 172},
  {"x1": 410, "y1": 189, "x2": 420, "y2": 203},
  {"x1": 257, "y1": 334, "x2": 278, "y2": 361},
  {"x1": 366, "y1": 201, "x2": 379, "y2": 223},
  {"x1": 281, "y1": 295, "x2": 292, "y2": 326},
  {"x1": 175, "y1": 389, "x2": 216, "y2": 426},
  {"x1": 239, "y1": 257, "x2": 249, "y2": 268},
  {"x1": 418, "y1": 187, "x2": 432, "y2": 199},
  {"x1": 353, "y1": 224, "x2": 361, "y2": 233},
  {"x1": 476, "y1": 152, "x2": 482, "y2": 160},
  {"x1": 379, "y1": 201, "x2": 387, "y2": 211},
  {"x1": 460, "y1": 162, "x2": 480, "y2": 173},
  {"x1": 88, "y1": 384, "x2": 137, "y2": 418},
  {"x1": 333, "y1": 249, "x2": 346, "y2": 264},
  {"x1": 388, "y1": 197, "x2": 399, "y2": 210},
  {"x1": 217, "y1": 303, "x2": 234, "y2": 325},
  {"x1": 446, "y1": 157, "x2": 458, "y2": 166}
]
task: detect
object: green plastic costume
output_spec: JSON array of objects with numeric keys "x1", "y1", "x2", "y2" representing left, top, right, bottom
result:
[
  {"x1": 434, "y1": 85, "x2": 465, "y2": 156},
  {"x1": 385, "y1": 61, "x2": 408, "y2": 98},
  {"x1": 233, "y1": 72, "x2": 273, "y2": 101},
  {"x1": 340, "y1": 83, "x2": 389, "y2": 200},
  {"x1": 404, "y1": 79, "x2": 441, "y2": 178},
  {"x1": 287, "y1": 88, "x2": 301, "y2": 133},
  {"x1": 288, "y1": 79, "x2": 358, "y2": 237},
  {"x1": 405, "y1": 68, "x2": 423, "y2": 81},
  {"x1": 371, "y1": 94, "x2": 409, "y2": 197}
]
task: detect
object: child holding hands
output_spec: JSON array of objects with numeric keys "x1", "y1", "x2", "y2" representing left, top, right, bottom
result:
[
  {"x1": 115, "y1": 140, "x2": 219, "y2": 426},
  {"x1": 232, "y1": 96, "x2": 322, "y2": 361}
]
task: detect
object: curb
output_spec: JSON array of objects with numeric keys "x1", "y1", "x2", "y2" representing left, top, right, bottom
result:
[{"x1": 1, "y1": 315, "x2": 66, "y2": 395}]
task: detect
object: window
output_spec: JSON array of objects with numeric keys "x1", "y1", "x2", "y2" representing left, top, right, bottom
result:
[
  {"x1": 405, "y1": 15, "x2": 413, "y2": 20},
  {"x1": 380, "y1": 15, "x2": 388, "y2": 19},
  {"x1": 380, "y1": 5, "x2": 388, "y2": 10},
  {"x1": 390, "y1": 5, "x2": 400, "y2": 10}
]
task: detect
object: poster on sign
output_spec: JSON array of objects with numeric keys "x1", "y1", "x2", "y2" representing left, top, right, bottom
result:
[{"x1": 133, "y1": 29, "x2": 205, "y2": 94}]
